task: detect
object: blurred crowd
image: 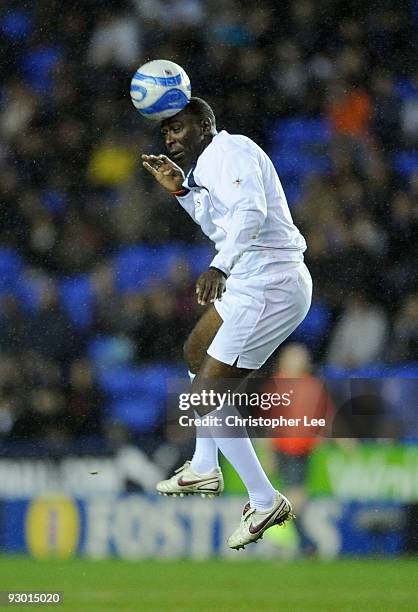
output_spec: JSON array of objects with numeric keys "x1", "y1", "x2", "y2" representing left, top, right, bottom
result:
[{"x1": 0, "y1": 0, "x2": 417, "y2": 446}]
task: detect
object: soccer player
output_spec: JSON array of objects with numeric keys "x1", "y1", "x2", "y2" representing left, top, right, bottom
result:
[{"x1": 142, "y1": 98, "x2": 312, "y2": 549}]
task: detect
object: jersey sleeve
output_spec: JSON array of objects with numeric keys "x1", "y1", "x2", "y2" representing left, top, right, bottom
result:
[
  {"x1": 175, "y1": 190, "x2": 197, "y2": 222},
  {"x1": 209, "y1": 151, "x2": 267, "y2": 276}
]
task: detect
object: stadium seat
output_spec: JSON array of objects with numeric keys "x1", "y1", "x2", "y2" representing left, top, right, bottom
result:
[
  {"x1": 0, "y1": 248, "x2": 22, "y2": 293},
  {"x1": 113, "y1": 246, "x2": 161, "y2": 292},
  {"x1": 291, "y1": 301, "x2": 332, "y2": 349},
  {"x1": 393, "y1": 151, "x2": 418, "y2": 178},
  {"x1": 110, "y1": 395, "x2": 165, "y2": 432},
  {"x1": 12, "y1": 275, "x2": 40, "y2": 313},
  {"x1": 281, "y1": 181, "x2": 303, "y2": 207},
  {"x1": 148, "y1": 244, "x2": 193, "y2": 282},
  {"x1": 88, "y1": 337, "x2": 135, "y2": 370},
  {"x1": 395, "y1": 78, "x2": 418, "y2": 100},
  {"x1": 348, "y1": 365, "x2": 393, "y2": 378},
  {"x1": 388, "y1": 364, "x2": 418, "y2": 378},
  {"x1": 272, "y1": 150, "x2": 331, "y2": 181},
  {"x1": 100, "y1": 363, "x2": 184, "y2": 432},
  {"x1": 0, "y1": 10, "x2": 32, "y2": 39},
  {"x1": 319, "y1": 365, "x2": 349, "y2": 379},
  {"x1": 97, "y1": 365, "x2": 149, "y2": 398},
  {"x1": 59, "y1": 274, "x2": 94, "y2": 328},
  {"x1": 42, "y1": 189, "x2": 68, "y2": 214},
  {"x1": 158, "y1": 243, "x2": 188, "y2": 268},
  {"x1": 269, "y1": 118, "x2": 332, "y2": 207},
  {"x1": 22, "y1": 46, "x2": 62, "y2": 95},
  {"x1": 320, "y1": 364, "x2": 390, "y2": 379},
  {"x1": 113, "y1": 244, "x2": 215, "y2": 291},
  {"x1": 97, "y1": 363, "x2": 182, "y2": 399},
  {"x1": 272, "y1": 118, "x2": 332, "y2": 145},
  {"x1": 186, "y1": 244, "x2": 214, "y2": 277},
  {"x1": 320, "y1": 364, "x2": 418, "y2": 379}
]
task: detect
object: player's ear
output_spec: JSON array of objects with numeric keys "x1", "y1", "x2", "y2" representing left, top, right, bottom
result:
[{"x1": 201, "y1": 118, "x2": 211, "y2": 135}]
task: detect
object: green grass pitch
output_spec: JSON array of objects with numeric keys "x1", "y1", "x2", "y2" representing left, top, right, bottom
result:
[{"x1": 0, "y1": 557, "x2": 416, "y2": 611}]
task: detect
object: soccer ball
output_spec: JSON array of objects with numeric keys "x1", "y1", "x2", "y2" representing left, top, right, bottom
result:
[{"x1": 130, "y1": 59, "x2": 191, "y2": 122}]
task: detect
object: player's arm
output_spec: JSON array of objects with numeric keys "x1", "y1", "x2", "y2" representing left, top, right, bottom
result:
[
  {"x1": 142, "y1": 154, "x2": 185, "y2": 192},
  {"x1": 209, "y1": 157, "x2": 267, "y2": 277},
  {"x1": 195, "y1": 267, "x2": 226, "y2": 305},
  {"x1": 142, "y1": 153, "x2": 221, "y2": 306},
  {"x1": 142, "y1": 153, "x2": 197, "y2": 221},
  {"x1": 195, "y1": 156, "x2": 267, "y2": 305}
]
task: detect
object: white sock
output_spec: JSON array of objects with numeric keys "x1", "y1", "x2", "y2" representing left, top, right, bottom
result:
[
  {"x1": 188, "y1": 371, "x2": 219, "y2": 474},
  {"x1": 206, "y1": 404, "x2": 275, "y2": 511}
]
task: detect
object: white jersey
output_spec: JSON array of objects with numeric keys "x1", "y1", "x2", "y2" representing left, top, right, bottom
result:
[{"x1": 176, "y1": 130, "x2": 307, "y2": 277}]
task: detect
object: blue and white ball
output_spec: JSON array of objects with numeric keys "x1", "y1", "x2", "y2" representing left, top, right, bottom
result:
[{"x1": 130, "y1": 59, "x2": 191, "y2": 122}]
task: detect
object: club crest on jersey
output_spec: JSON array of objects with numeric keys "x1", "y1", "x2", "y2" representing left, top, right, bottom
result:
[{"x1": 233, "y1": 178, "x2": 242, "y2": 187}]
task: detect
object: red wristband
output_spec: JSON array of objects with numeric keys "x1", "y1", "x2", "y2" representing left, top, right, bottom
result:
[{"x1": 171, "y1": 187, "x2": 190, "y2": 197}]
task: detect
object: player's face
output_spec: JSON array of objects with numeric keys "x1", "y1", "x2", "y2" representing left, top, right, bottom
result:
[{"x1": 160, "y1": 113, "x2": 205, "y2": 168}]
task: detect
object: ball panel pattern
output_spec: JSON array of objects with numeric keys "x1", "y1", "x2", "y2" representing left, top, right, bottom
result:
[{"x1": 130, "y1": 59, "x2": 191, "y2": 121}]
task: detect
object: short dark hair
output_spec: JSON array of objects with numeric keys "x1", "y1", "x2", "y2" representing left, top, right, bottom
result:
[{"x1": 183, "y1": 97, "x2": 216, "y2": 127}]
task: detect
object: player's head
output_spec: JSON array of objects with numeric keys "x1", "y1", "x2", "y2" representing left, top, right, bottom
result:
[
  {"x1": 181, "y1": 97, "x2": 217, "y2": 130},
  {"x1": 160, "y1": 97, "x2": 217, "y2": 168}
]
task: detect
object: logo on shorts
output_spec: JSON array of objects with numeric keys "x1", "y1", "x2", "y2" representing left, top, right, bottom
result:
[{"x1": 233, "y1": 178, "x2": 242, "y2": 187}]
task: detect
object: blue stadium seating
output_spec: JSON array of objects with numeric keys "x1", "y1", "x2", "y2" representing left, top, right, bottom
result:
[
  {"x1": 186, "y1": 244, "x2": 214, "y2": 277},
  {"x1": 97, "y1": 363, "x2": 182, "y2": 399},
  {"x1": 12, "y1": 275, "x2": 40, "y2": 313},
  {"x1": 0, "y1": 10, "x2": 32, "y2": 39},
  {"x1": 98, "y1": 363, "x2": 184, "y2": 433},
  {"x1": 154, "y1": 243, "x2": 187, "y2": 278},
  {"x1": 42, "y1": 189, "x2": 68, "y2": 214},
  {"x1": 0, "y1": 248, "x2": 22, "y2": 292},
  {"x1": 272, "y1": 147, "x2": 330, "y2": 177},
  {"x1": 281, "y1": 181, "x2": 303, "y2": 207},
  {"x1": 272, "y1": 118, "x2": 332, "y2": 145},
  {"x1": 22, "y1": 46, "x2": 62, "y2": 95},
  {"x1": 88, "y1": 336, "x2": 135, "y2": 369},
  {"x1": 97, "y1": 365, "x2": 149, "y2": 398},
  {"x1": 389, "y1": 364, "x2": 418, "y2": 377},
  {"x1": 110, "y1": 396, "x2": 165, "y2": 432},
  {"x1": 291, "y1": 301, "x2": 332, "y2": 349},
  {"x1": 269, "y1": 118, "x2": 332, "y2": 207},
  {"x1": 320, "y1": 363, "x2": 418, "y2": 379},
  {"x1": 113, "y1": 246, "x2": 164, "y2": 292},
  {"x1": 59, "y1": 274, "x2": 94, "y2": 328},
  {"x1": 395, "y1": 77, "x2": 418, "y2": 100},
  {"x1": 113, "y1": 243, "x2": 214, "y2": 293},
  {"x1": 393, "y1": 151, "x2": 418, "y2": 178}
]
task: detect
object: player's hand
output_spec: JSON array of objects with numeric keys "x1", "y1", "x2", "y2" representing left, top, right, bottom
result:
[
  {"x1": 141, "y1": 154, "x2": 185, "y2": 193},
  {"x1": 196, "y1": 268, "x2": 226, "y2": 306}
]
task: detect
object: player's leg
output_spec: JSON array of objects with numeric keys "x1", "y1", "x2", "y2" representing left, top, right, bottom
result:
[
  {"x1": 183, "y1": 306, "x2": 223, "y2": 474},
  {"x1": 192, "y1": 355, "x2": 293, "y2": 549},
  {"x1": 192, "y1": 355, "x2": 278, "y2": 510},
  {"x1": 156, "y1": 306, "x2": 224, "y2": 496},
  {"x1": 183, "y1": 305, "x2": 223, "y2": 375},
  {"x1": 192, "y1": 262, "x2": 312, "y2": 547}
]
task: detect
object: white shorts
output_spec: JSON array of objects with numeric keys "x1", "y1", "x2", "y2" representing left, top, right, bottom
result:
[{"x1": 207, "y1": 257, "x2": 312, "y2": 369}]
